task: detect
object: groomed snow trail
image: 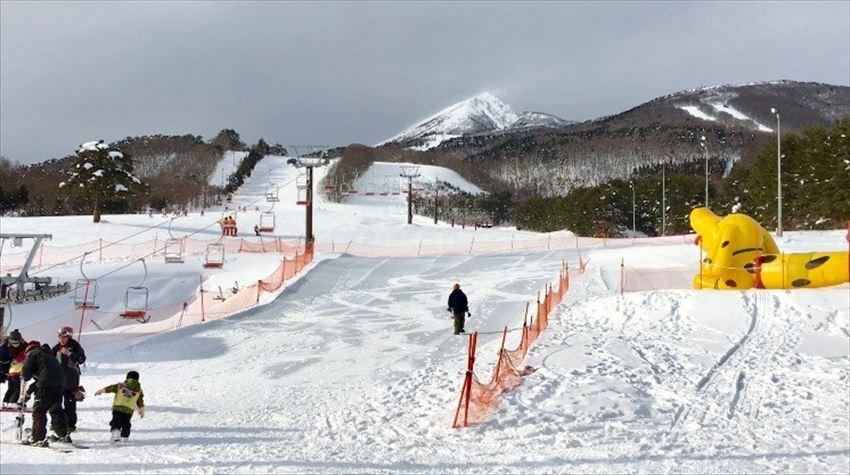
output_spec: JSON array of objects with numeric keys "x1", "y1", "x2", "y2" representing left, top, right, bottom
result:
[{"x1": 0, "y1": 251, "x2": 575, "y2": 473}]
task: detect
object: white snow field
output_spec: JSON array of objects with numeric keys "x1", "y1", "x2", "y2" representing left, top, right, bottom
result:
[{"x1": 1, "y1": 156, "x2": 848, "y2": 473}]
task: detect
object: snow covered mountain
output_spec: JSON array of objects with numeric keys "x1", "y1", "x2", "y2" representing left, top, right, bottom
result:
[
  {"x1": 511, "y1": 111, "x2": 574, "y2": 129},
  {"x1": 380, "y1": 92, "x2": 519, "y2": 150}
]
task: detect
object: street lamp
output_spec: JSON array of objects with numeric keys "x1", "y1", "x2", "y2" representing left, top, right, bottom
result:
[
  {"x1": 700, "y1": 135, "x2": 709, "y2": 208},
  {"x1": 629, "y1": 181, "x2": 636, "y2": 235},
  {"x1": 771, "y1": 107, "x2": 782, "y2": 237}
]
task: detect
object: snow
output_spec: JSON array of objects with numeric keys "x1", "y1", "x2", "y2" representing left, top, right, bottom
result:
[
  {"x1": 108, "y1": 151, "x2": 124, "y2": 159},
  {"x1": 710, "y1": 103, "x2": 774, "y2": 132},
  {"x1": 79, "y1": 140, "x2": 108, "y2": 152},
  {"x1": 1, "y1": 156, "x2": 848, "y2": 473},
  {"x1": 82, "y1": 162, "x2": 93, "y2": 170},
  {"x1": 679, "y1": 105, "x2": 717, "y2": 121},
  {"x1": 92, "y1": 169, "x2": 104, "y2": 177},
  {"x1": 380, "y1": 92, "x2": 519, "y2": 149},
  {"x1": 115, "y1": 184, "x2": 128, "y2": 192},
  {"x1": 208, "y1": 150, "x2": 248, "y2": 187},
  {"x1": 346, "y1": 161, "x2": 483, "y2": 207}
]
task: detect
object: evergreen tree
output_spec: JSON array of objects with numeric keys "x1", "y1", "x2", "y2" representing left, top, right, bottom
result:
[{"x1": 59, "y1": 140, "x2": 145, "y2": 222}]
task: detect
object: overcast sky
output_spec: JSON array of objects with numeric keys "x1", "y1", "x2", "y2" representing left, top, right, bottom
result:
[{"x1": 2, "y1": 1, "x2": 848, "y2": 164}]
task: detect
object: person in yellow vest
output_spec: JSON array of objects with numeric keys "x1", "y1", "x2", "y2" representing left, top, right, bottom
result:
[
  {"x1": 1, "y1": 329, "x2": 28, "y2": 408},
  {"x1": 94, "y1": 370, "x2": 145, "y2": 443}
]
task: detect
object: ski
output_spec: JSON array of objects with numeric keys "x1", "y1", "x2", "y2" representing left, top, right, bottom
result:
[
  {"x1": 0, "y1": 440, "x2": 74, "y2": 453},
  {"x1": 0, "y1": 407, "x2": 33, "y2": 413},
  {"x1": 15, "y1": 381, "x2": 27, "y2": 441}
]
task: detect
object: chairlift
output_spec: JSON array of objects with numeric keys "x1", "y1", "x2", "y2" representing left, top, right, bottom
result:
[
  {"x1": 73, "y1": 253, "x2": 98, "y2": 310},
  {"x1": 364, "y1": 183, "x2": 376, "y2": 196},
  {"x1": 163, "y1": 219, "x2": 184, "y2": 264},
  {"x1": 203, "y1": 242, "x2": 225, "y2": 269},
  {"x1": 296, "y1": 187, "x2": 309, "y2": 206},
  {"x1": 258, "y1": 211, "x2": 276, "y2": 233},
  {"x1": 379, "y1": 183, "x2": 390, "y2": 196},
  {"x1": 266, "y1": 180, "x2": 280, "y2": 202},
  {"x1": 323, "y1": 179, "x2": 336, "y2": 191},
  {"x1": 120, "y1": 259, "x2": 150, "y2": 323}
]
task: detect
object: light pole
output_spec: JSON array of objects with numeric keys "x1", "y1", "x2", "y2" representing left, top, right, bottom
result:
[
  {"x1": 700, "y1": 135, "x2": 709, "y2": 208},
  {"x1": 630, "y1": 181, "x2": 636, "y2": 235},
  {"x1": 661, "y1": 163, "x2": 666, "y2": 236},
  {"x1": 771, "y1": 107, "x2": 782, "y2": 237}
]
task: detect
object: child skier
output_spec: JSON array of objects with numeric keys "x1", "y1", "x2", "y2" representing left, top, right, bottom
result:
[{"x1": 94, "y1": 370, "x2": 145, "y2": 443}]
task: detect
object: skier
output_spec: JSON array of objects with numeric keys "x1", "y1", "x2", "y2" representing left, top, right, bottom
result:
[
  {"x1": 447, "y1": 284, "x2": 471, "y2": 335},
  {"x1": 21, "y1": 340, "x2": 69, "y2": 446},
  {"x1": 1, "y1": 329, "x2": 28, "y2": 409},
  {"x1": 94, "y1": 370, "x2": 145, "y2": 443},
  {"x1": 52, "y1": 327, "x2": 86, "y2": 433},
  {"x1": 254, "y1": 224, "x2": 261, "y2": 236}
]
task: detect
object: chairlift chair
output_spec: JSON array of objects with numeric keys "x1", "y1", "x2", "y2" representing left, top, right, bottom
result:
[
  {"x1": 164, "y1": 219, "x2": 185, "y2": 263},
  {"x1": 296, "y1": 187, "x2": 309, "y2": 206},
  {"x1": 379, "y1": 183, "x2": 390, "y2": 196},
  {"x1": 364, "y1": 183, "x2": 377, "y2": 196},
  {"x1": 120, "y1": 259, "x2": 150, "y2": 323},
  {"x1": 266, "y1": 183, "x2": 280, "y2": 203},
  {"x1": 258, "y1": 211, "x2": 276, "y2": 233},
  {"x1": 203, "y1": 242, "x2": 225, "y2": 269},
  {"x1": 391, "y1": 182, "x2": 402, "y2": 196},
  {"x1": 73, "y1": 253, "x2": 98, "y2": 309}
]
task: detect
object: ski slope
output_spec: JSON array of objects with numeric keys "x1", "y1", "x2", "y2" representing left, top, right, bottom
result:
[{"x1": 1, "y1": 156, "x2": 848, "y2": 473}]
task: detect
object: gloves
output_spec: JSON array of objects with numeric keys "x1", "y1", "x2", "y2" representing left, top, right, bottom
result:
[
  {"x1": 138, "y1": 407, "x2": 145, "y2": 418},
  {"x1": 0, "y1": 373, "x2": 6, "y2": 384},
  {"x1": 94, "y1": 389, "x2": 103, "y2": 396},
  {"x1": 467, "y1": 312, "x2": 471, "y2": 318}
]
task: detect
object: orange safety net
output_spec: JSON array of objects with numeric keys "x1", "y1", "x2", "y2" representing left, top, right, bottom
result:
[
  {"x1": 15, "y1": 243, "x2": 316, "y2": 346},
  {"x1": 453, "y1": 259, "x2": 584, "y2": 428}
]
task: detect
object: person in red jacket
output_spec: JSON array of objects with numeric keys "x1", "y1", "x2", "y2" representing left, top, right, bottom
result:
[{"x1": 1, "y1": 329, "x2": 28, "y2": 408}]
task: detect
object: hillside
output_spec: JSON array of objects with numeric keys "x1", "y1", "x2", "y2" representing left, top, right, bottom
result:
[{"x1": 420, "y1": 81, "x2": 850, "y2": 197}]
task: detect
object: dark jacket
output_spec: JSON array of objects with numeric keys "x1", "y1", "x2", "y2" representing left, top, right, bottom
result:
[
  {"x1": 21, "y1": 346, "x2": 65, "y2": 389},
  {"x1": 0, "y1": 337, "x2": 28, "y2": 377},
  {"x1": 447, "y1": 289, "x2": 469, "y2": 314},
  {"x1": 53, "y1": 338, "x2": 86, "y2": 389}
]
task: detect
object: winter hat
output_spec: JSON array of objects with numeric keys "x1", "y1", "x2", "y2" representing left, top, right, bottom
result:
[
  {"x1": 126, "y1": 371, "x2": 140, "y2": 381},
  {"x1": 8, "y1": 329, "x2": 23, "y2": 344},
  {"x1": 41, "y1": 343, "x2": 52, "y2": 353},
  {"x1": 57, "y1": 326, "x2": 73, "y2": 337},
  {"x1": 26, "y1": 341, "x2": 41, "y2": 353}
]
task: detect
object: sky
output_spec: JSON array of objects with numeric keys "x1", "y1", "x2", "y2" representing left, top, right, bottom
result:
[{"x1": 1, "y1": 1, "x2": 849, "y2": 164}]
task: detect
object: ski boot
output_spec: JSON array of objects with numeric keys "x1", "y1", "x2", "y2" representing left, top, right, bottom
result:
[
  {"x1": 111, "y1": 429, "x2": 121, "y2": 443},
  {"x1": 121, "y1": 437, "x2": 130, "y2": 444},
  {"x1": 21, "y1": 437, "x2": 49, "y2": 447}
]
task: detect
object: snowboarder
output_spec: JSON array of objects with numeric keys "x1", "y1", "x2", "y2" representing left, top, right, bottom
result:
[
  {"x1": 21, "y1": 340, "x2": 69, "y2": 446},
  {"x1": 52, "y1": 326, "x2": 86, "y2": 433},
  {"x1": 447, "y1": 284, "x2": 471, "y2": 335},
  {"x1": 94, "y1": 370, "x2": 145, "y2": 443},
  {"x1": 1, "y1": 329, "x2": 28, "y2": 408}
]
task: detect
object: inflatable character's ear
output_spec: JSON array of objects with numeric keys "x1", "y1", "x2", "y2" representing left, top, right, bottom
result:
[{"x1": 690, "y1": 208, "x2": 721, "y2": 248}]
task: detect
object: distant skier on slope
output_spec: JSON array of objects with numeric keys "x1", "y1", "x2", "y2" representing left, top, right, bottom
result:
[
  {"x1": 94, "y1": 370, "x2": 145, "y2": 444},
  {"x1": 21, "y1": 341, "x2": 70, "y2": 446},
  {"x1": 447, "y1": 283, "x2": 471, "y2": 335}
]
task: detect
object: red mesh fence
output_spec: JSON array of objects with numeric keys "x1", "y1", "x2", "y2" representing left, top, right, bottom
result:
[
  {"x1": 453, "y1": 259, "x2": 583, "y2": 428},
  {"x1": 16, "y1": 244, "x2": 315, "y2": 346}
]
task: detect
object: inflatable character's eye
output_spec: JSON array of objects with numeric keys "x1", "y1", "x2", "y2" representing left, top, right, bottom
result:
[
  {"x1": 703, "y1": 258, "x2": 712, "y2": 264},
  {"x1": 721, "y1": 241, "x2": 730, "y2": 248},
  {"x1": 760, "y1": 255, "x2": 778, "y2": 263},
  {"x1": 744, "y1": 263, "x2": 756, "y2": 273},
  {"x1": 791, "y1": 279, "x2": 812, "y2": 288},
  {"x1": 725, "y1": 279, "x2": 737, "y2": 287},
  {"x1": 804, "y1": 256, "x2": 830, "y2": 270}
]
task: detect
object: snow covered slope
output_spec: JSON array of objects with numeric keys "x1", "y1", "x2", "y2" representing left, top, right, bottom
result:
[
  {"x1": 511, "y1": 111, "x2": 574, "y2": 129},
  {"x1": 208, "y1": 150, "x2": 248, "y2": 187},
  {"x1": 1, "y1": 231, "x2": 847, "y2": 473},
  {"x1": 346, "y1": 161, "x2": 483, "y2": 206},
  {"x1": 381, "y1": 93, "x2": 519, "y2": 150}
]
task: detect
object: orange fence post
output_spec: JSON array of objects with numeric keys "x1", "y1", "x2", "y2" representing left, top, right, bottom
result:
[
  {"x1": 257, "y1": 280, "x2": 263, "y2": 303},
  {"x1": 494, "y1": 326, "x2": 508, "y2": 381},
  {"x1": 452, "y1": 332, "x2": 478, "y2": 429}
]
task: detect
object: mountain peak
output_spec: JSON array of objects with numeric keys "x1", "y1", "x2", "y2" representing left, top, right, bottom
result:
[{"x1": 381, "y1": 93, "x2": 518, "y2": 150}]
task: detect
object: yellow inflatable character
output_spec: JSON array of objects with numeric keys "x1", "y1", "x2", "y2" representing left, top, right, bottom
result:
[{"x1": 690, "y1": 207, "x2": 849, "y2": 290}]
